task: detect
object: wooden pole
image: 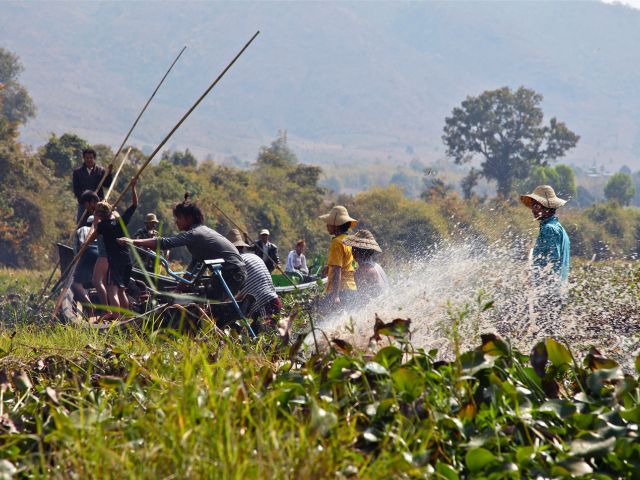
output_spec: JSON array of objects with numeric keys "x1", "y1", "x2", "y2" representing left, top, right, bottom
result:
[
  {"x1": 49, "y1": 32, "x2": 259, "y2": 317},
  {"x1": 40, "y1": 46, "x2": 187, "y2": 298},
  {"x1": 105, "y1": 147, "x2": 132, "y2": 199},
  {"x1": 112, "y1": 31, "x2": 260, "y2": 209}
]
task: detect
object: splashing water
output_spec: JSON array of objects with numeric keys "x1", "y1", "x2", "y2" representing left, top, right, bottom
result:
[{"x1": 314, "y1": 235, "x2": 640, "y2": 369}]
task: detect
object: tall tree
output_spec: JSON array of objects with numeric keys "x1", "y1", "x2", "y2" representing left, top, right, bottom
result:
[
  {"x1": 40, "y1": 133, "x2": 89, "y2": 178},
  {"x1": 604, "y1": 172, "x2": 636, "y2": 206},
  {"x1": 0, "y1": 48, "x2": 36, "y2": 140},
  {"x1": 442, "y1": 86, "x2": 579, "y2": 198}
]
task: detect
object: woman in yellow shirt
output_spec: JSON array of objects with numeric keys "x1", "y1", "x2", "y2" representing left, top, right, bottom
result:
[{"x1": 319, "y1": 205, "x2": 358, "y2": 307}]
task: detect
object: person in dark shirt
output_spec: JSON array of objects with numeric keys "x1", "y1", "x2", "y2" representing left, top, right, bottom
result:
[
  {"x1": 119, "y1": 194, "x2": 246, "y2": 301},
  {"x1": 72, "y1": 148, "x2": 113, "y2": 222},
  {"x1": 253, "y1": 228, "x2": 280, "y2": 273},
  {"x1": 93, "y1": 178, "x2": 138, "y2": 314}
]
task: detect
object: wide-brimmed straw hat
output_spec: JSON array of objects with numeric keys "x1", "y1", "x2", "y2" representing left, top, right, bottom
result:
[
  {"x1": 520, "y1": 185, "x2": 567, "y2": 209},
  {"x1": 145, "y1": 213, "x2": 159, "y2": 224},
  {"x1": 343, "y1": 230, "x2": 382, "y2": 252},
  {"x1": 226, "y1": 229, "x2": 250, "y2": 248},
  {"x1": 319, "y1": 205, "x2": 358, "y2": 228}
]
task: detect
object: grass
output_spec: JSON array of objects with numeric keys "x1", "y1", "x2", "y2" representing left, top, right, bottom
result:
[{"x1": 0, "y1": 267, "x2": 639, "y2": 478}]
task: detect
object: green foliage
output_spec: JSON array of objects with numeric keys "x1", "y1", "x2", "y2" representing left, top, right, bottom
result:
[
  {"x1": 443, "y1": 86, "x2": 579, "y2": 197},
  {"x1": 0, "y1": 47, "x2": 36, "y2": 140},
  {"x1": 521, "y1": 164, "x2": 577, "y2": 202},
  {"x1": 345, "y1": 186, "x2": 446, "y2": 256},
  {"x1": 604, "y1": 172, "x2": 636, "y2": 206},
  {"x1": 0, "y1": 315, "x2": 638, "y2": 478},
  {"x1": 161, "y1": 148, "x2": 197, "y2": 167},
  {"x1": 40, "y1": 133, "x2": 90, "y2": 178}
]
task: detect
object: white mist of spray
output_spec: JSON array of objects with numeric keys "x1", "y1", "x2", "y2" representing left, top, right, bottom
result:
[{"x1": 313, "y1": 233, "x2": 640, "y2": 368}]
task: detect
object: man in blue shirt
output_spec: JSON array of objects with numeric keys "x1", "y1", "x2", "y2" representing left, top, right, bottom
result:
[{"x1": 520, "y1": 185, "x2": 570, "y2": 333}]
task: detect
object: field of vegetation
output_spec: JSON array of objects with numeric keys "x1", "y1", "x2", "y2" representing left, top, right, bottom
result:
[{"x1": 1, "y1": 266, "x2": 639, "y2": 479}]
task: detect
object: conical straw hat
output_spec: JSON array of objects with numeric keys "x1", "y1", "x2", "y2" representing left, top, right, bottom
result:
[
  {"x1": 226, "y1": 228, "x2": 250, "y2": 248},
  {"x1": 343, "y1": 230, "x2": 382, "y2": 252},
  {"x1": 319, "y1": 205, "x2": 358, "y2": 227},
  {"x1": 520, "y1": 185, "x2": 566, "y2": 209}
]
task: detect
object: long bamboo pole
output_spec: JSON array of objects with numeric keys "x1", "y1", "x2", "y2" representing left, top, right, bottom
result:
[
  {"x1": 40, "y1": 46, "x2": 187, "y2": 297},
  {"x1": 105, "y1": 147, "x2": 132, "y2": 199},
  {"x1": 111, "y1": 31, "x2": 260, "y2": 209},
  {"x1": 49, "y1": 32, "x2": 260, "y2": 318}
]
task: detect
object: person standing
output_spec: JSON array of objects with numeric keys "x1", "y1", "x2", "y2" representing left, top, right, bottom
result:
[
  {"x1": 254, "y1": 228, "x2": 280, "y2": 273},
  {"x1": 285, "y1": 240, "x2": 309, "y2": 276},
  {"x1": 93, "y1": 178, "x2": 138, "y2": 316},
  {"x1": 72, "y1": 148, "x2": 113, "y2": 223},
  {"x1": 134, "y1": 213, "x2": 160, "y2": 239},
  {"x1": 71, "y1": 215, "x2": 99, "y2": 313},
  {"x1": 319, "y1": 205, "x2": 358, "y2": 307},
  {"x1": 520, "y1": 185, "x2": 570, "y2": 331}
]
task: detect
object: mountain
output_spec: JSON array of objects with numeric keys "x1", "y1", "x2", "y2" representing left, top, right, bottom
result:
[{"x1": 2, "y1": 1, "x2": 640, "y2": 169}]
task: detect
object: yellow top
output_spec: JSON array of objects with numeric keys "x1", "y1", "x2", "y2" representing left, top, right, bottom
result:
[{"x1": 325, "y1": 233, "x2": 357, "y2": 293}]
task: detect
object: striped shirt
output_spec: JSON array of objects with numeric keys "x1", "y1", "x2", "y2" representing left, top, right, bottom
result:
[{"x1": 239, "y1": 253, "x2": 278, "y2": 316}]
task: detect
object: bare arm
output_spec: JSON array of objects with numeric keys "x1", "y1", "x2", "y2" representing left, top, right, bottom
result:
[{"x1": 330, "y1": 266, "x2": 342, "y2": 303}]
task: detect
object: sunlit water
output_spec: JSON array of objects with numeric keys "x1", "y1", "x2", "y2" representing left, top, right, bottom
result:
[{"x1": 313, "y1": 235, "x2": 640, "y2": 370}]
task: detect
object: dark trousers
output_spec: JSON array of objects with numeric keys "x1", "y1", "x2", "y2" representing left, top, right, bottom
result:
[{"x1": 208, "y1": 266, "x2": 247, "y2": 301}]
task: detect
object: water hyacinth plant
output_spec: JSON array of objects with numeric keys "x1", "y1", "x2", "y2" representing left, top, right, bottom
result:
[{"x1": 0, "y1": 312, "x2": 638, "y2": 479}]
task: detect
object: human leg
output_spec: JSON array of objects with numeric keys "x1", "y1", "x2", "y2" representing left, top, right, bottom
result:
[{"x1": 93, "y1": 257, "x2": 109, "y2": 306}]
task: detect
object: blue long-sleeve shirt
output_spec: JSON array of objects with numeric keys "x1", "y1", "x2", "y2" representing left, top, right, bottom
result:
[{"x1": 532, "y1": 216, "x2": 570, "y2": 282}]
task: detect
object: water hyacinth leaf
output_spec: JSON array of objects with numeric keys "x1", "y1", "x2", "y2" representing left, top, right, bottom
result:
[
  {"x1": 460, "y1": 351, "x2": 495, "y2": 375},
  {"x1": 372, "y1": 315, "x2": 411, "y2": 340},
  {"x1": 539, "y1": 400, "x2": 577, "y2": 419},
  {"x1": 585, "y1": 348, "x2": 619, "y2": 370},
  {"x1": 465, "y1": 447, "x2": 497, "y2": 473},
  {"x1": 0, "y1": 460, "x2": 17, "y2": 480},
  {"x1": 480, "y1": 333, "x2": 509, "y2": 357},
  {"x1": 515, "y1": 446, "x2": 535, "y2": 464},
  {"x1": 392, "y1": 368, "x2": 423, "y2": 401},
  {"x1": 45, "y1": 386, "x2": 59, "y2": 405},
  {"x1": 568, "y1": 434, "x2": 616, "y2": 457},
  {"x1": 328, "y1": 357, "x2": 353, "y2": 381},
  {"x1": 331, "y1": 338, "x2": 353, "y2": 355},
  {"x1": 435, "y1": 462, "x2": 459, "y2": 480},
  {"x1": 530, "y1": 341, "x2": 548, "y2": 377},
  {"x1": 544, "y1": 338, "x2": 572, "y2": 367},
  {"x1": 364, "y1": 362, "x2": 389, "y2": 376},
  {"x1": 586, "y1": 368, "x2": 624, "y2": 395},
  {"x1": 310, "y1": 402, "x2": 337, "y2": 436},
  {"x1": 553, "y1": 459, "x2": 594, "y2": 477},
  {"x1": 619, "y1": 405, "x2": 640, "y2": 424},
  {"x1": 12, "y1": 370, "x2": 32, "y2": 392},
  {"x1": 374, "y1": 346, "x2": 404, "y2": 369}
]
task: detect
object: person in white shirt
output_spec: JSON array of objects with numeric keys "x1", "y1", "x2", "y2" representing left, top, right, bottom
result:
[{"x1": 285, "y1": 240, "x2": 309, "y2": 275}]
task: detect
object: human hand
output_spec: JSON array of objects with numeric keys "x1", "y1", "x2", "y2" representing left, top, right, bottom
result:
[{"x1": 117, "y1": 237, "x2": 132, "y2": 246}]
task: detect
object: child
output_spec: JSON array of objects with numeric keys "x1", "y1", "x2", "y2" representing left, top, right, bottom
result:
[
  {"x1": 343, "y1": 230, "x2": 389, "y2": 300},
  {"x1": 93, "y1": 178, "x2": 138, "y2": 316},
  {"x1": 319, "y1": 205, "x2": 358, "y2": 307}
]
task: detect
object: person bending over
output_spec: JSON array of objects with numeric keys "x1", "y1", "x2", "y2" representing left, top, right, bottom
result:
[{"x1": 119, "y1": 194, "x2": 246, "y2": 300}]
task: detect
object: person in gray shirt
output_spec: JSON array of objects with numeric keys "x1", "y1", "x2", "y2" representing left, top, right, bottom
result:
[{"x1": 119, "y1": 194, "x2": 246, "y2": 300}]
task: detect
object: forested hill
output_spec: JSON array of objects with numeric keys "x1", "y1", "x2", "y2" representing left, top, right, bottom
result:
[{"x1": 2, "y1": 1, "x2": 640, "y2": 167}]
